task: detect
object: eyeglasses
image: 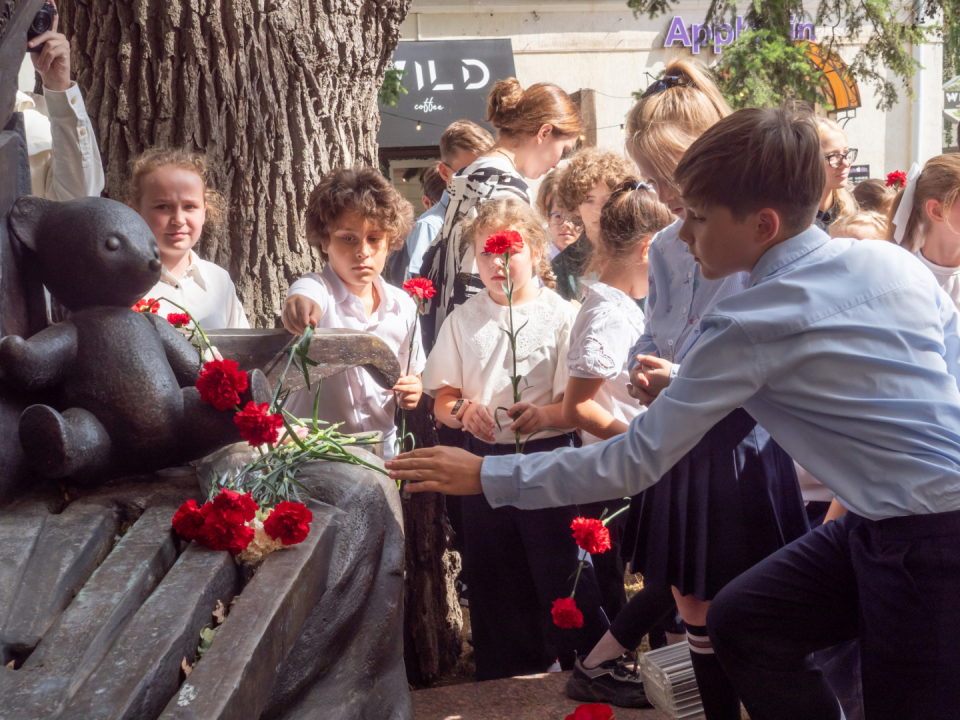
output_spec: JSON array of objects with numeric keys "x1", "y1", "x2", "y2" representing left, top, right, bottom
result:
[
  {"x1": 823, "y1": 148, "x2": 857, "y2": 169},
  {"x1": 548, "y1": 211, "x2": 581, "y2": 227}
]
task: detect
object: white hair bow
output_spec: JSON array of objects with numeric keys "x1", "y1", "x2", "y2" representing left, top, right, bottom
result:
[{"x1": 891, "y1": 162, "x2": 922, "y2": 245}]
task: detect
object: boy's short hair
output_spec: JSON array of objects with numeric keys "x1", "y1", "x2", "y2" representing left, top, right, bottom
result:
[
  {"x1": 851, "y1": 178, "x2": 895, "y2": 215},
  {"x1": 674, "y1": 107, "x2": 825, "y2": 232},
  {"x1": 536, "y1": 170, "x2": 559, "y2": 218},
  {"x1": 421, "y1": 162, "x2": 446, "y2": 205},
  {"x1": 556, "y1": 147, "x2": 636, "y2": 212},
  {"x1": 829, "y1": 210, "x2": 891, "y2": 241},
  {"x1": 439, "y1": 120, "x2": 494, "y2": 164},
  {"x1": 305, "y1": 167, "x2": 414, "y2": 261}
]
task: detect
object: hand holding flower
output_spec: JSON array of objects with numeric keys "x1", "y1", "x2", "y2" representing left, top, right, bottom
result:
[
  {"x1": 393, "y1": 374, "x2": 422, "y2": 410},
  {"x1": 507, "y1": 401, "x2": 550, "y2": 435},
  {"x1": 282, "y1": 295, "x2": 323, "y2": 335},
  {"x1": 461, "y1": 402, "x2": 497, "y2": 443}
]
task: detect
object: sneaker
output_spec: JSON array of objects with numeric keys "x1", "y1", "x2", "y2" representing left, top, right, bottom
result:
[{"x1": 564, "y1": 654, "x2": 653, "y2": 709}]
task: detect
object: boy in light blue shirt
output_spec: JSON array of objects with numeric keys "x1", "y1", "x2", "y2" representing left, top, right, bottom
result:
[{"x1": 388, "y1": 107, "x2": 960, "y2": 720}]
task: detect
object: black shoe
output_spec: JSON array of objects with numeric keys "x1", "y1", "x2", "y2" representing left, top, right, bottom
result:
[{"x1": 564, "y1": 654, "x2": 653, "y2": 709}]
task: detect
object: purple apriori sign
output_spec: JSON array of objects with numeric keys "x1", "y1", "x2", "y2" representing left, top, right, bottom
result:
[{"x1": 664, "y1": 16, "x2": 816, "y2": 54}]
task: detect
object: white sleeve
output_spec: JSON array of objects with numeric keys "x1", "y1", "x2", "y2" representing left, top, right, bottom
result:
[
  {"x1": 480, "y1": 314, "x2": 764, "y2": 509},
  {"x1": 286, "y1": 274, "x2": 331, "y2": 319},
  {"x1": 568, "y1": 310, "x2": 634, "y2": 382},
  {"x1": 553, "y1": 312, "x2": 575, "y2": 403},
  {"x1": 40, "y1": 83, "x2": 105, "y2": 200},
  {"x1": 227, "y1": 284, "x2": 250, "y2": 329},
  {"x1": 421, "y1": 313, "x2": 463, "y2": 396}
]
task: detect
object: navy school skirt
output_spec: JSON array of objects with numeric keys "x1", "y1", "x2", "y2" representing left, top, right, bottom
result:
[{"x1": 621, "y1": 408, "x2": 809, "y2": 601}]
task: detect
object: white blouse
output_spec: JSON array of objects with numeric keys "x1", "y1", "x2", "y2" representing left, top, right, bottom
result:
[
  {"x1": 143, "y1": 251, "x2": 249, "y2": 330},
  {"x1": 566, "y1": 281, "x2": 647, "y2": 444},
  {"x1": 916, "y1": 250, "x2": 960, "y2": 311},
  {"x1": 423, "y1": 287, "x2": 577, "y2": 445},
  {"x1": 284, "y1": 264, "x2": 427, "y2": 459}
]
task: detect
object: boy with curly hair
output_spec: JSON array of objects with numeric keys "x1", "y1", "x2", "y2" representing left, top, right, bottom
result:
[
  {"x1": 281, "y1": 166, "x2": 423, "y2": 458},
  {"x1": 553, "y1": 147, "x2": 638, "y2": 301}
]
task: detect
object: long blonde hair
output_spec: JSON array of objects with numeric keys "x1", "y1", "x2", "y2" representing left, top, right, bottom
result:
[
  {"x1": 467, "y1": 197, "x2": 556, "y2": 290},
  {"x1": 816, "y1": 117, "x2": 857, "y2": 221},
  {"x1": 888, "y1": 154, "x2": 960, "y2": 251},
  {"x1": 625, "y1": 58, "x2": 730, "y2": 184}
]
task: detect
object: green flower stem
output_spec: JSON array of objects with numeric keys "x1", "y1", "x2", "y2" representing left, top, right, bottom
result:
[
  {"x1": 569, "y1": 560, "x2": 585, "y2": 598},
  {"x1": 160, "y1": 298, "x2": 215, "y2": 361},
  {"x1": 503, "y1": 252, "x2": 522, "y2": 453}
]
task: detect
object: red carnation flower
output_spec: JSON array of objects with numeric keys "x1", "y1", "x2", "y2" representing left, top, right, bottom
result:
[
  {"x1": 234, "y1": 401, "x2": 284, "y2": 447},
  {"x1": 483, "y1": 229, "x2": 524, "y2": 256},
  {"x1": 551, "y1": 597, "x2": 584, "y2": 629},
  {"x1": 167, "y1": 312, "x2": 191, "y2": 328},
  {"x1": 172, "y1": 499, "x2": 206, "y2": 541},
  {"x1": 565, "y1": 704, "x2": 616, "y2": 720},
  {"x1": 198, "y1": 505, "x2": 255, "y2": 554},
  {"x1": 402, "y1": 277, "x2": 436, "y2": 301},
  {"x1": 196, "y1": 358, "x2": 249, "y2": 411},
  {"x1": 571, "y1": 517, "x2": 612, "y2": 555},
  {"x1": 886, "y1": 170, "x2": 908, "y2": 189},
  {"x1": 211, "y1": 489, "x2": 258, "y2": 523},
  {"x1": 132, "y1": 298, "x2": 160, "y2": 314},
  {"x1": 263, "y1": 501, "x2": 313, "y2": 545}
]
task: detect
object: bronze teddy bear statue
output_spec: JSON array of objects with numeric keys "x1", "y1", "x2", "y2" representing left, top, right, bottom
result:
[{"x1": 0, "y1": 196, "x2": 268, "y2": 483}]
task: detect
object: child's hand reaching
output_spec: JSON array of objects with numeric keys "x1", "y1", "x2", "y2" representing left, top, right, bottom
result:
[
  {"x1": 507, "y1": 401, "x2": 550, "y2": 435},
  {"x1": 460, "y1": 402, "x2": 497, "y2": 443},
  {"x1": 628, "y1": 354, "x2": 674, "y2": 406},
  {"x1": 282, "y1": 295, "x2": 322, "y2": 335},
  {"x1": 394, "y1": 375, "x2": 423, "y2": 410}
]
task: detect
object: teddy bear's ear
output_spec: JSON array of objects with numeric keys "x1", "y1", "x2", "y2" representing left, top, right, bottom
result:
[{"x1": 9, "y1": 196, "x2": 56, "y2": 253}]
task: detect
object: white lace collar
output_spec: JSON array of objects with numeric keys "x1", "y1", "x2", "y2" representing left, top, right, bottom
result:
[{"x1": 459, "y1": 287, "x2": 569, "y2": 360}]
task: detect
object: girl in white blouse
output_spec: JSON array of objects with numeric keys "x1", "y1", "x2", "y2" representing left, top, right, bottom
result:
[
  {"x1": 127, "y1": 148, "x2": 249, "y2": 330},
  {"x1": 423, "y1": 197, "x2": 607, "y2": 681}
]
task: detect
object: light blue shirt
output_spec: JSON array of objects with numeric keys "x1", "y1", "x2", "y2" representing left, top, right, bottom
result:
[
  {"x1": 404, "y1": 191, "x2": 449, "y2": 278},
  {"x1": 630, "y1": 219, "x2": 747, "y2": 372},
  {"x1": 481, "y1": 227, "x2": 960, "y2": 521}
]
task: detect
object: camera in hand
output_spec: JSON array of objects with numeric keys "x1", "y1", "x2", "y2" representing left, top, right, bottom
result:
[{"x1": 27, "y1": 2, "x2": 57, "y2": 53}]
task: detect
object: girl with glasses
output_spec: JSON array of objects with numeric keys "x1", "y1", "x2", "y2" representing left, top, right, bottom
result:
[
  {"x1": 816, "y1": 117, "x2": 858, "y2": 229},
  {"x1": 536, "y1": 171, "x2": 581, "y2": 260}
]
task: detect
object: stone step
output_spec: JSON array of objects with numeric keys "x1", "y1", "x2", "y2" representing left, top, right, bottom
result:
[
  {"x1": 158, "y1": 501, "x2": 340, "y2": 720},
  {"x1": 412, "y1": 671, "x2": 670, "y2": 720},
  {"x1": 0, "y1": 505, "x2": 178, "y2": 719},
  {"x1": 0, "y1": 502, "x2": 116, "y2": 664},
  {"x1": 60, "y1": 542, "x2": 239, "y2": 720}
]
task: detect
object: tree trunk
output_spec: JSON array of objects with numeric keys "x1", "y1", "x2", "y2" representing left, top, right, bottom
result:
[
  {"x1": 58, "y1": 0, "x2": 465, "y2": 686},
  {"x1": 58, "y1": 0, "x2": 411, "y2": 328},
  {"x1": 400, "y1": 402, "x2": 464, "y2": 687}
]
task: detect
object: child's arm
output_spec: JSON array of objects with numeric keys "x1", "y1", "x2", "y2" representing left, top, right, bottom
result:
[
  {"x1": 562, "y1": 377, "x2": 629, "y2": 440},
  {"x1": 823, "y1": 498, "x2": 849, "y2": 524},
  {"x1": 435, "y1": 385, "x2": 497, "y2": 443},
  {"x1": 507, "y1": 400, "x2": 573, "y2": 436}
]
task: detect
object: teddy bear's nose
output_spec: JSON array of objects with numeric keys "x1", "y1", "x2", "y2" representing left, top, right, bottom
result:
[{"x1": 149, "y1": 258, "x2": 162, "y2": 273}]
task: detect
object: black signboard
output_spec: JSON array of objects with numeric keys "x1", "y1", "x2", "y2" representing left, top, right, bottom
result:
[
  {"x1": 378, "y1": 39, "x2": 517, "y2": 148},
  {"x1": 849, "y1": 164, "x2": 870, "y2": 184}
]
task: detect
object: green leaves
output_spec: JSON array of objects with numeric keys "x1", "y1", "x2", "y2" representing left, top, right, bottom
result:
[{"x1": 379, "y1": 66, "x2": 408, "y2": 107}]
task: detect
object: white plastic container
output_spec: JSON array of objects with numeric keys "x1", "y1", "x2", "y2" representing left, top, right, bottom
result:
[{"x1": 639, "y1": 641, "x2": 706, "y2": 720}]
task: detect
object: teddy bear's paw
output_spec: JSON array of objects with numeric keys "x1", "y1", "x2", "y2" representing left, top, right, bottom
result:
[{"x1": 20, "y1": 405, "x2": 112, "y2": 480}]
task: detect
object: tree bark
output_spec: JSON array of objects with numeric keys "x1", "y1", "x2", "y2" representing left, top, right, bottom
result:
[
  {"x1": 58, "y1": 0, "x2": 411, "y2": 328},
  {"x1": 58, "y1": 0, "x2": 465, "y2": 686}
]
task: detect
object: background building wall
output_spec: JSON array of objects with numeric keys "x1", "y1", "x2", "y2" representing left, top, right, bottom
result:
[{"x1": 398, "y1": 0, "x2": 944, "y2": 185}]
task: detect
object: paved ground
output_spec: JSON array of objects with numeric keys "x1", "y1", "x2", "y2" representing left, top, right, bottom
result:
[{"x1": 412, "y1": 670, "x2": 670, "y2": 720}]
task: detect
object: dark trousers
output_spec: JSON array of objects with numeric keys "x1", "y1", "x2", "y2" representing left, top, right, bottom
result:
[
  {"x1": 708, "y1": 509, "x2": 960, "y2": 720},
  {"x1": 461, "y1": 435, "x2": 608, "y2": 680},
  {"x1": 608, "y1": 582, "x2": 679, "y2": 651}
]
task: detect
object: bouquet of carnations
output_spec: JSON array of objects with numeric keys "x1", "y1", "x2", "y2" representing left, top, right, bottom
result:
[{"x1": 133, "y1": 299, "x2": 386, "y2": 563}]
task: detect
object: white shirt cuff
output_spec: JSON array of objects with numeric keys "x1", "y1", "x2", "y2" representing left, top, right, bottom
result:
[{"x1": 42, "y1": 82, "x2": 84, "y2": 119}]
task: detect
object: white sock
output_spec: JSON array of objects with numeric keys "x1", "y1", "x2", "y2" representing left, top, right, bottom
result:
[{"x1": 584, "y1": 631, "x2": 627, "y2": 669}]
